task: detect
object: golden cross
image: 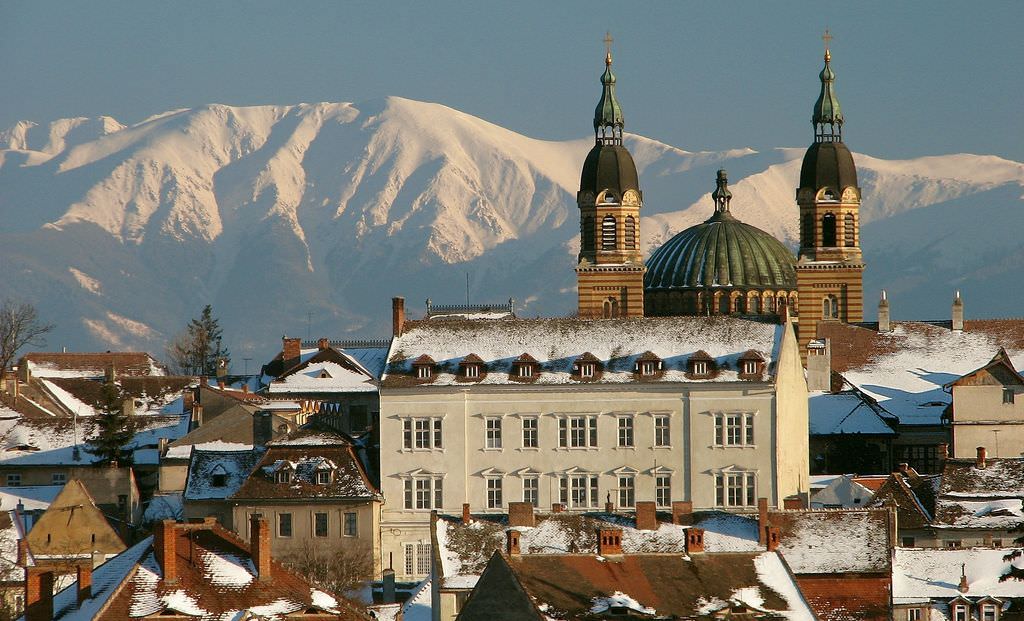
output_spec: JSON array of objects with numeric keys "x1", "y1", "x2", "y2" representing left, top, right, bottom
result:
[
  {"x1": 822, "y1": 28, "x2": 833, "y2": 51},
  {"x1": 604, "y1": 31, "x2": 614, "y2": 55}
]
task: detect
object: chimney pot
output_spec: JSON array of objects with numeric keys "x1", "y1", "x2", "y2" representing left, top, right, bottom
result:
[
  {"x1": 392, "y1": 297, "x2": 406, "y2": 338},
  {"x1": 250, "y1": 514, "x2": 272, "y2": 581},
  {"x1": 959, "y1": 569, "x2": 969, "y2": 593},
  {"x1": 506, "y1": 529, "x2": 521, "y2": 555},
  {"x1": 977, "y1": 446, "x2": 987, "y2": 469},
  {"x1": 77, "y1": 563, "x2": 92, "y2": 606},
  {"x1": 317, "y1": 338, "x2": 330, "y2": 351},
  {"x1": 952, "y1": 292, "x2": 964, "y2": 331},
  {"x1": 461, "y1": 503, "x2": 471, "y2": 525},
  {"x1": 508, "y1": 502, "x2": 535, "y2": 528},
  {"x1": 765, "y1": 526, "x2": 781, "y2": 551},
  {"x1": 685, "y1": 527, "x2": 705, "y2": 554},
  {"x1": 596, "y1": 527, "x2": 623, "y2": 556},
  {"x1": 878, "y1": 291, "x2": 891, "y2": 333},
  {"x1": 635, "y1": 501, "x2": 658, "y2": 530}
]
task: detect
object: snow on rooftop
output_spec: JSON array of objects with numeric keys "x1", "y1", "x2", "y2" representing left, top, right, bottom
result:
[
  {"x1": 591, "y1": 591, "x2": 655, "y2": 616},
  {"x1": 934, "y1": 498, "x2": 1023, "y2": 530},
  {"x1": 808, "y1": 391, "x2": 896, "y2": 436},
  {"x1": 385, "y1": 316, "x2": 782, "y2": 386},
  {"x1": 201, "y1": 548, "x2": 255, "y2": 588},
  {"x1": 400, "y1": 578, "x2": 432, "y2": 621},
  {"x1": 164, "y1": 441, "x2": 253, "y2": 460},
  {"x1": 810, "y1": 475, "x2": 876, "y2": 509},
  {"x1": 268, "y1": 360, "x2": 377, "y2": 394},
  {"x1": 774, "y1": 511, "x2": 890, "y2": 574},
  {"x1": 51, "y1": 536, "x2": 153, "y2": 620},
  {"x1": 0, "y1": 485, "x2": 61, "y2": 511},
  {"x1": 893, "y1": 548, "x2": 1024, "y2": 601},
  {"x1": 753, "y1": 552, "x2": 818, "y2": 621},
  {"x1": 839, "y1": 323, "x2": 1024, "y2": 426},
  {"x1": 184, "y1": 449, "x2": 263, "y2": 501}
]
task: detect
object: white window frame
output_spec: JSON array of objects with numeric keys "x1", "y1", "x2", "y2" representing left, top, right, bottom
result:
[
  {"x1": 521, "y1": 416, "x2": 538, "y2": 449},
  {"x1": 274, "y1": 469, "x2": 292, "y2": 484},
  {"x1": 517, "y1": 364, "x2": 533, "y2": 378},
  {"x1": 404, "y1": 542, "x2": 432, "y2": 577},
  {"x1": 617, "y1": 474, "x2": 635, "y2": 508},
  {"x1": 522, "y1": 476, "x2": 539, "y2": 507},
  {"x1": 906, "y1": 608, "x2": 921, "y2": 621},
  {"x1": 953, "y1": 605, "x2": 968, "y2": 621},
  {"x1": 638, "y1": 360, "x2": 659, "y2": 376},
  {"x1": 655, "y1": 473, "x2": 672, "y2": 508},
  {"x1": 559, "y1": 473, "x2": 599, "y2": 509},
  {"x1": 579, "y1": 363, "x2": 595, "y2": 378},
  {"x1": 715, "y1": 470, "x2": 757, "y2": 508},
  {"x1": 344, "y1": 512, "x2": 358, "y2": 537},
  {"x1": 402, "y1": 417, "x2": 444, "y2": 450},
  {"x1": 692, "y1": 360, "x2": 708, "y2": 376},
  {"x1": 486, "y1": 476, "x2": 503, "y2": 510},
  {"x1": 316, "y1": 470, "x2": 331, "y2": 484},
  {"x1": 416, "y1": 365, "x2": 432, "y2": 379},
  {"x1": 558, "y1": 415, "x2": 598, "y2": 449},
  {"x1": 654, "y1": 415, "x2": 671, "y2": 447},
  {"x1": 403, "y1": 475, "x2": 444, "y2": 510},
  {"x1": 464, "y1": 364, "x2": 480, "y2": 379},
  {"x1": 313, "y1": 512, "x2": 329, "y2": 538},
  {"x1": 485, "y1": 417, "x2": 503, "y2": 450},
  {"x1": 981, "y1": 604, "x2": 997, "y2": 621},
  {"x1": 742, "y1": 360, "x2": 759, "y2": 375},
  {"x1": 617, "y1": 415, "x2": 634, "y2": 448},
  {"x1": 714, "y1": 412, "x2": 755, "y2": 447}
]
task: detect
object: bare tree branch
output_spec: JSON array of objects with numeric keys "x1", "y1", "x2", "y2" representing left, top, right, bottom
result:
[{"x1": 0, "y1": 299, "x2": 55, "y2": 381}]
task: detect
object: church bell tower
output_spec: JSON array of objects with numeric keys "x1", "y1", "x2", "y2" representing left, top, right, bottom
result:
[
  {"x1": 795, "y1": 32, "x2": 865, "y2": 353},
  {"x1": 576, "y1": 34, "x2": 646, "y2": 318}
]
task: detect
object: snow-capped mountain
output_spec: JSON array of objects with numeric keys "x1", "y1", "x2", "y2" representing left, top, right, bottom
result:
[{"x1": 1, "y1": 97, "x2": 1021, "y2": 363}]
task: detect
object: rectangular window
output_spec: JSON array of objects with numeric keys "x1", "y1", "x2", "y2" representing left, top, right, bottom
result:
[
  {"x1": 907, "y1": 609, "x2": 921, "y2": 621},
  {"x1": 656, "y1": 474, "x2": 671, "y2": 508},
  {"x1": 523, "y1": 477, "x2": 539, "y2": 507},
  {"x1": 464, "y1": 365, "x2": 479, "y2": 379},
  {"x1": 560, "y1": 415, "x2": 597, "y2": 448},
  {"x1": 1004, "y1": 388, "x2": 1015, "y2": 404},
  {"x1": 692, "y1": 361, "x2": 708, "y2": 376},
  {"x1": 416, "y1": 366, "x2": 431, "y2": 379},
  {"x1": 487, "y1": 478, "x2": 503, "y2": 509},
  {"x1": 564, "y1": 474, "x2": 599, "y2": 509},
  {"x1": 278, "y1": 513, "x2": 293, "y2": 538},
  {"x1": 982, "y1": 604, "x2": 997, "y2": 621},
  {"x1": 517, "y1": 364, "x2": 532, "y2": 378},
  {"x1": 617, "y1": 475, "x2": 635, "y2": 508},
  {"x1": 344, "y1": 512, "x2": 358, "y2": 537},
  {"x1": 715, "y1": 472, "x2": 756, "y2": 508},
  {"x1": 945, "y1": 540, "x2": 962, "y2": 549},
  {"x1": 485, "y1": 417, "x2": 502, "y2": 449},
  {"x1": 715, "y1": 413, "x2": 755, "y2": 446},
  {"x1": 404, "y1": 543, "x2": 415, "y2": 576},
  {"x1": 639, "y1": 361, "x2": 658, "y2": 376},
  {"x1": 742, "y1": 361, "x2": 758, "y2": 375},
  {"x1": 580, "y1": 363, "x2": 595, "y2": 378},
  {"x1": 522, "y1": 417, "x2": 538, "y2": 448},
  {"x1": 6, "y1": 474, "x2": 20, "y2": 487},
  {"x1": 405, "y1": 477, "x2": 443, "y2": 509},
  {"x1": 954, "y1": 606, "x2": 968, "y2": 621},
  {"x1": 617, "y1": 416, "x2": 634, "y2": 447},
  {"x1": 654, "y1": 415, "x2": 671, "y2": 447},
  {"x1": 314, "y1": 512, "x2": 329, "y2": 537},
  {"x1": 51, "y1": 472, "x2": 66, "y2": 486},
  {"x1": 404, "y1": 542, "x2": 432, "y2": 577},
  {"x1": 403, "y1": 417, "x2": 443, "y2": 449},
  {"x1": 316, "y1": 471, "x2": 331, "y2": 484}
]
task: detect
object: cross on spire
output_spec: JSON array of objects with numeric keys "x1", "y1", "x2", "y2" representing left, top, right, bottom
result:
[
  {"x1": 822, "y1": 28, "x2": 833, "y2": 60},
  {"x1": 604, "y1": 31, "x2": 613, "y2": 65}
]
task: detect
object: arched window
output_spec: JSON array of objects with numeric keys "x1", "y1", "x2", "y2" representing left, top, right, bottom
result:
[
  {"x1": 844, "y1": 213, "x2": 855, "y2": 247},
  {"x1": 801, "y1": 213, "x2": 814, "y2": 248},
  {"x1": 822, "y1": 295, "x2": 839, "y2": 319},
  {"x1": 765, "y1": 295, "x2": 775, "y2": 312},
  {"x1": 601, "y1": 215, "x2": 617, "y2": 250},
  {"x1": 718, "y1": 294, "x2": 730, "y2": 315},
  {"x1": 750, "y1": 296, "x2": 760, "y2": 314},
  {"x1": 822, "y1": 213, "x2": 837, "y2": 247},
  {"x1": 603, "y1": 297, "x2": 619, "y2": 318},
  {"x1": 735, "y1": 295, "x2": 746, "y2": 314},
  {"x1": 625, "y1": 216, "x2": 636, "y2": 249},
  {"x1": 582, "y1": 216, "x2": 595, "y2": 251}
]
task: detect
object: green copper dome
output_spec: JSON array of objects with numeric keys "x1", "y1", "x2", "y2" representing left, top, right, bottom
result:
[
  {"x1": 645, "y1": 171, "x2": 797, "y2": 291},
  {"x1": 594, "y1": 56, "x2": 624, "y2": 134},
  {"x1": 812, "y1": 48, "x2": 844, "y2": 140}
]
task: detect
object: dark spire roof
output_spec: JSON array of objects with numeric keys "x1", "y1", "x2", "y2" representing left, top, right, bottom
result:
[
  {"x1": 711, "y1": 169, "x2": 733, "y2": 217},
  {"x1": 593, "y1": 38, "x2": 624, "y2": 146},
  {"x1": 812, "y1": 32, "x2": 844, "y2": 143}
]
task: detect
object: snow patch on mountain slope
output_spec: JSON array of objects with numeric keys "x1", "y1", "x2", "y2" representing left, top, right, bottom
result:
[{"x1": 68, "y1": 267, "x2": 102, "y2": 295}]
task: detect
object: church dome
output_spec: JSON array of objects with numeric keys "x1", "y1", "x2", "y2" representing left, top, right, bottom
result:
[
  {"x1": 645, "y1": 170, "x2": 796, "y2": 292},
  {"x1": 580, "y1": 144, "x2": 640, "y2": 199},
  {"x1": 799, "y1": 140, "x2": 858, "y2": 192}
]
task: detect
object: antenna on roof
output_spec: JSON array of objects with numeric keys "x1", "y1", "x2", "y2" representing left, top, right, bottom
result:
[{"x1": 466, "y1": 273, "x2": 470, "y2": 306}]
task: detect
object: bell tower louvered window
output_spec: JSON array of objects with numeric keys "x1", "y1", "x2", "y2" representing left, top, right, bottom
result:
[
  {"x1": 625, "y1": 216, "x2": 636, "y2": 249},
  {"x1": 601, "y1": 215, "x2": 617, "y2": 250},
  {"x1": 844, "y1": 213, "x2": 855, "y2": 247},
  {"x1": 822, "y1": 213, "x2": 837, "y2": 247}
]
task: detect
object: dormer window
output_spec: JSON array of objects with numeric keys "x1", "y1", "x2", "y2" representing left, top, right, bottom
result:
[
  {"x1": 464, "y1": 365, "x2": 479, "y2": 378},
  {"x1": 738, "y1": 351, "x2": 765, "y2": 379},
  {"x1": 693, "y1": 361, "x2": 708, "y2": 375},
  {"x1": 416, "y1": 366, "x2": 431, "y2": 379},
  {"x1": 688, "y1": 351, "x2": 714, "y2": 377},
  {"x1": 459, "y1": 354, "x2": 485, "y2": 380},
  {"x1": 412, "y1": 354, "x2": 436, "y2": 381},
  {"x1": 635, "y1": 352, "x2": 662, "y2": 378},
  {"x1": 572, "y1": 353, "x2": 600, "y2": 381},
  {"x1": 210, "y1": 464, "x2": 228, "y2": 488},
  {"x1": 581, "y1": 364, "x2": 595, "y2": 378},
  {"x1": 316, "y1": 471, "x2": 332, "y2": 485},
  {"x1": 742, "y1": 361, "x2": 758, "y2": 375},
  {"x1": 511, "y1": 353, "x2": 539, "y2": 381},
  {"x1": 275, "y1": 470, "x2": 292, "y2": 484},
  {"x1": 517, "y1": 365, "x2": 533, "y2": 378}
]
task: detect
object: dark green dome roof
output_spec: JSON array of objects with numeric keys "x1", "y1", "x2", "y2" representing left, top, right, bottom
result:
[
  {"x1": 645, "y1": 170, "x2": 796, "y2": 291},
  {"x1": 580, "y1": 144, "x2": 640, "y2": 197},
  {"x1": 800, "y1": 140, "x2": 858, "y2": 191}
]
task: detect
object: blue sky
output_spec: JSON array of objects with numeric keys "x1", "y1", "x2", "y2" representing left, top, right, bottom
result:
[{"x1": 1, "y1": 1, "x2": 1021, "y2": 161}]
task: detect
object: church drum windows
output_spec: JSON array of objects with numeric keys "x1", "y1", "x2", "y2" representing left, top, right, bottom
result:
[
  {"x1": 844, "y1": 213, "x2": 855, "y2": 246},
  {"x1": 601, "y1": 215, "x2": 617, "y2": 250},
  {"x1": 625, "y1": 216, "x2": 636, "y2": 249}
]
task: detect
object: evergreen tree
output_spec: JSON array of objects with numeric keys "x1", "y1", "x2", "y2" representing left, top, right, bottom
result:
[
  {"x1": 167, "y1": 304, "x2": 230, "y2": 376},
  {"x1": 87, "y1": 381, "x2": 136, "y2": 465}
]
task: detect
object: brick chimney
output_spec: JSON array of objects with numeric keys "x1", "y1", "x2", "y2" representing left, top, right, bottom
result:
[
  {"x1": 976, "y1": 446, "x2": 987, "y2": 469},
  {"x1": 757, "y1": 497, "x2": 769, "y2": 545},
  {"x1": 783, "y1": 495, "x2": 804, "y2": 510},
  {"x1": 392, "y1": 297, "x2": 406, "y2": 337},
  {"x1": 672, "y1": 501, "x2": 693, "y2": 526},
  {"x1": 551, "y1": 503, "x2": 565, "y2": 513},
  {"x1": 958, "y1": 565, "x2": 969, "y2": 593},
  {"x1": 805, "y1": 338, "x2": 832, "y2": 392},
  {"x1": 154, "y1": 520, "x2": 178, "y2": 584},
  {"x1": 506, "y1": 529, "x2": 521, "y2": 555},
  {"x1": 253, "y1": 411, "x2": 273, "y2": 447},
  {"x1": 635, "y1": 501, "x2": 657, "y2": 531},
  {"x1": 282, "y1": 336, "x2": 302, "y2": 367},
  {"x1": 251, "y1": 514, "x2": 272, "y2": 581},
  {"x1": 765, "y1": 526, "x2": 781, "y2": 551},
  {"x1": 878, "y1": 290, "x2": 891, "y2": 333},
  {"x1": 685, "y1": 528, "x2": 705, "y2": 555},
  {"x1": 24, "y1": 567, "x2": 54, "y2": 621},
  {"x1": 77, "y1": 563, "x2": 92, "y2": 606},
  {"x1": 17, "y1": 538, "x2": 28, "y2": 567},
  {"x1": 952, "y1": 291, "x2": 964, "y2": 331},
  {"x1": 461, "y1": 503, "x2": 471, "y2": 525},
  {"x1": 508, "y1": 502, "x2": 535, "y2": 528},
  {"x1": 597, "y1": 527, "x2": 623, "y2": 556},
  {"x1": 317, "y1": 337, "x2": 330, "y2": 351}
]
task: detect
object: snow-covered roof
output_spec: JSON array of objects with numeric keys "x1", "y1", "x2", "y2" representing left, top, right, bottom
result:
[
  {"x1": 164, "y1": 441, "x2": 253, "y2": 460},
  {"x1": 22, "y1": 352, "x2": 166, "y2": 378},
  {"x1": 0, "y1": 509, "x2": 28, "y2": 581},
  {"x1": 384, "y1": 316, "x2": 783, "y2": 387},
  {"x1": 941, "y1": 458, "x2": 1024, "y2": 498},
  {"x1": 230, "y1": 436, "x2": 378, "y2": 501},
  {"x1": 0, "y1": 485, "x2": 61, "y2": 511},
  {"x1": 50, "y1": 536, "x2": 153, "y2": 620},
  {"x1": 771, "y1": 509, "x2": 891, "y2": 574},
  {"x1": 808, "y1": 390, "x2": 897, "y2": 436},
  {"x1": 268, "y1": 361, "x2": 377, "y2": 393},
  {"x1": 810, "y1": 475, "x2": 877, "y2": 509},
  {"x1": 142, "y1": 493, "x2": 183, "y2": 524},
  {"x1": 184, "y1": 449, "x2": 263, "y2": 501},
  {"x1": 0, "y1": 414, "x2": 190, "y2": 466},
  {"x1": 821, "y1": 320, "x2": 1024, "y2": 426},
  {"x1": 893, "y1": 548, "x2": 1024, "y2": 602}
]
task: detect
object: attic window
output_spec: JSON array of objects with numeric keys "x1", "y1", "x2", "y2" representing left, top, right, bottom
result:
[
  {"x1": 319, "y1": 370, "x2": 332, "y2": 379},
  {"x1": 517, "y1": 364, "x2": 533, "y2": 378},
  {"x1": 579, "y1": 363, "x2": 595, "y2": 378},
  {"x1": 742, "y1": 361, "x2": 759, "y2": 375},
  {"x1": 212, "y1": 473, "x2": 227, "y2": 487},
  {"x1": 639, "y1": 361, "x2": 658, "y2": 376},
  {"x1": 316, "y1": 471, "x2": 332, "y2": 485},
  {"x1": 275, "y1": 470, "x2": 292, "y2": 484},
  {"x1": 464, "y1": 364, "x2": 480, "y2": 379},
  {"x1": 692, "y1": 361, "x2": 708, "y2": 375},
  {"x1": 416, "y1": 365, "x2": 432, "y2": 379}
]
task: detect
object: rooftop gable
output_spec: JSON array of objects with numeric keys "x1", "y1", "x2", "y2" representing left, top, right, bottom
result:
[
  {"x1": 26, "y1": 479, "x2": 125, "y2": 557},
  {"x1": 948, "y1": 348, "x2": 1024, "y2": 388}
]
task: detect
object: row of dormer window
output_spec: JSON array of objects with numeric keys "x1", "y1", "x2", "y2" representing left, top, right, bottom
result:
[{"x1": 408, "y1": 350, "x2": 765, "y2": 381}]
